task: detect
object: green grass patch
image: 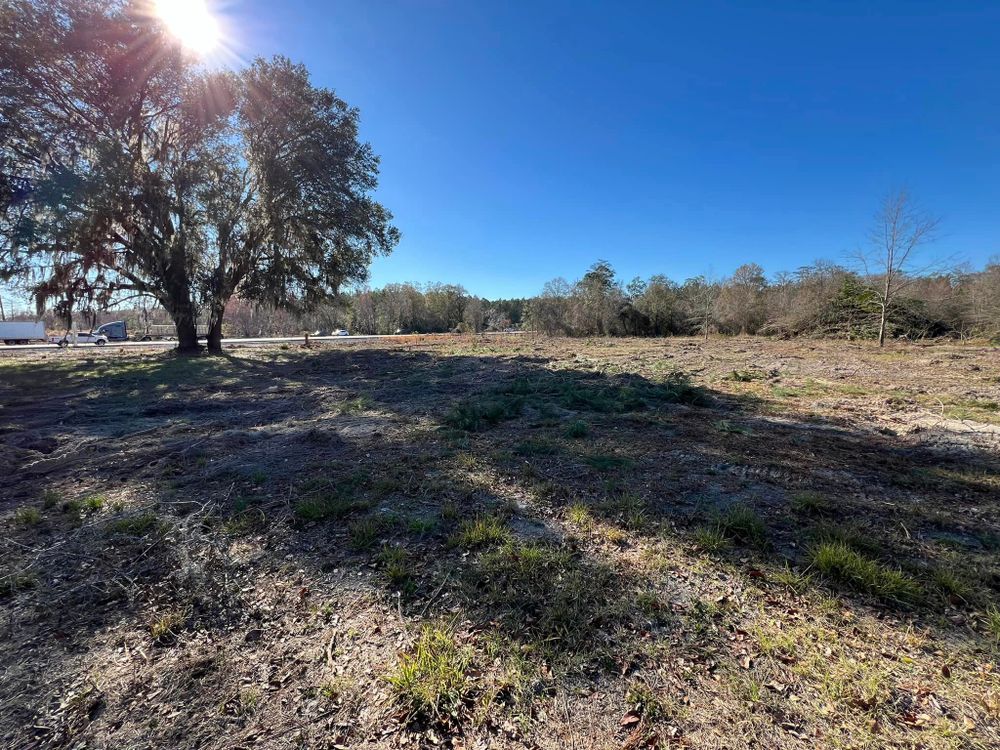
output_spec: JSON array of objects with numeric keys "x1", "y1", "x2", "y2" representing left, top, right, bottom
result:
[
  {"x1": 983, "y1": 605, "x2": 1000, "y2": 643},
  {"x1": 378, "y1": 544, "x2": 414, "y2": 591},
  {"x1": 149, "y1": 610, "x2": 186, "y2": 644},
  {"x1": 599, "y1": 492, "x2": 650, "y2": 531},
  {"x1": 809, "y1": 542, "x2": 922, "y2": 603},
  {"x1": 107, "y1": 513, "x2": 161, "y2": 536},
  {"x1": 727, "y1": 369, "x2": 764, "y2": 383},
  {"x1": 443, "y1": 369, "x2": 707, "y2": 432},
  {"x1": 810, "y1": 521, "x2": 881, "y2": 556},
  {"x1": 513, "y1": 438, "x2": 559, "y2": 457},
  {"x1": 348, "y1": 517, "x2": 384, "y2": 551},
  {"x1": 790, "y1": 491, "x2": 832, "y2": 516},
  {"x1": 13, "y1": 506, "x2": 42, "y2": 527},
  {"x1": 0, "y1": 571, "x2": 38, "y2": 598},
  {"x1": 450, "y1": 516, "x2": 512, "y2": 548},
  {"x1": 387, "y1": 626, "x2": 471, "y2": 721},
  {"x1": 584, "y1": 453, "x2": 633, "y2": 472},
  {"x1": 693, "y1": 525, "x2": 728, "y2": 552},
  {"x1": 564, "y1": 420, "x2": 589, "y2": 439},
  {"x1": 41, "y1": 490, "x2": 62, "y2": 509},
  {"x1": 294, "y1": 476, "x2": 371, "y2": 522},
  {"x1": 338, "y1": 395, "x2": 372, "y2": 414},
  {"x1": 444, "y1": 395, "x2": 524, "y2": 432},
  {"x1": 566, "y1": 503, "x2": 593, "y2": 529},
  {"x1": 931, "y1": 567, "x2": 974, "y2": 603},
  {"x1": 771, "y1": 563, "x2": 815, "y2": 593},
  {"x1": 713, "y1": 419, "x2": 752, "y2": 435},
  {"x1": 717, "y1": 504, "x2": 768, "y2": 548},
  {"x1": 468, "y1": 541, "x2": 620, "y2": 651}
]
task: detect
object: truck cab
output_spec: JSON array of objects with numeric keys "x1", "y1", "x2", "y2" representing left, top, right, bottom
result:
[{"x1": 95, "y1": 321, "x2": 128, "y2": 341}]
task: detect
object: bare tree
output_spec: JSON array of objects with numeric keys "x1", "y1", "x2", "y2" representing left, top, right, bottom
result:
[{"x1": 855, "y1": 190, "x2": 940, "y2": 346}]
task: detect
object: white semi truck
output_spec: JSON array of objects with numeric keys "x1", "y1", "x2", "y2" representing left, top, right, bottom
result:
[{"x1": 0, "y1": 321, "x2": 47, "y2": 345}]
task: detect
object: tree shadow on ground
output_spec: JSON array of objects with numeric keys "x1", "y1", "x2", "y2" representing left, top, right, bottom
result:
[{"x1": 1, "y1": 342, "x2": 998, "y2": 748}]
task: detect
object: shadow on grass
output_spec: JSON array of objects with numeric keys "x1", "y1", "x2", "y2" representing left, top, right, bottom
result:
[{"x1": 2, "y1": 342, "x2": 999, "y2": 745}]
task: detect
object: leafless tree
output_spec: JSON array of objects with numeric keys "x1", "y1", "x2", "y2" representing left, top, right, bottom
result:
[{"x1": 854, "y1": 190, "x2": 941, "y2": 346}]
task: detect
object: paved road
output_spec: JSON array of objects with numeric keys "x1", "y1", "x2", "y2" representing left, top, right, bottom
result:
[{"x1": 0, "y1": 331, "x2": 523, "y2": 355}]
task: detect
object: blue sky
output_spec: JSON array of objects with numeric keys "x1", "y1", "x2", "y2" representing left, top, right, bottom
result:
[{"x1": 229, "y1": 0, "x2": 1000, "y2": 298}]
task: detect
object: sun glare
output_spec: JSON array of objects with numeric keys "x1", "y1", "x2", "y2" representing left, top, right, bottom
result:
[{"x1": 154, "y1": 0, "x2": 221, "y2": 55}]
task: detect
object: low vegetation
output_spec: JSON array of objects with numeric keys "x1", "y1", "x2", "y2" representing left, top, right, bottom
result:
[{"x1": 1, "y1": 336, "x2": 998, "y2": 749}]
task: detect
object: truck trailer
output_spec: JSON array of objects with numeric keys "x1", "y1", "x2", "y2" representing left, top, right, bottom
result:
[
  {"x1": 0, "y1": 321, "x2": 47, "y2": 345},
  {"x1": 95, "y1": 321, "x2": 210, "y2": 342}
]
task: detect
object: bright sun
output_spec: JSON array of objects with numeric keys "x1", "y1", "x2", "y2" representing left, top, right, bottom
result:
[{"x1": 154, "y1": 0, "x2": 220, "y2": 54}]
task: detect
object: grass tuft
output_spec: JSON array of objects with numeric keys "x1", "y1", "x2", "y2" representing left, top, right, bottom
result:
[
  {"x1": 790, "y1": 491, "x2": 832, "y2": 516},
  {"x1": 469, "y1": 541, "x2": 618, "y2": 650},
  {"x1": 450, "y1": 516, "x2": 512, "y2": 548},
  {"x1": 13, "y1": 506, "x2": 42, "y2": 527},
  {"x1": 983, "y1": 605, "x2": 1000, "y2": 644},
  {"x1": 294, "y1": 481, "x2": 371, "y2": 522},
  {"x1": 566, "y1": 503, "x2": 593, "y2": 530},
  {"x1": 717, "y1": 504, "x2": 768, "y2": 548},
  {"x1": 149, "y1": 610, "x2": 186, "y2": 644},
  {"x1": 513, "y1": 438, "x2": 558, "y2": 457},
  {"x1": 348, "y1": 517, "x2": 383, "y2": 551},
  {"x1": 107, "y1": 513, "x2": 161, "y2": 536},
  {"x1": 584, "y1": 453, "x2": 632, "y2": 472},
  {"x1": 444, "y1": 395, "x2": 523, "y2": 432},
  {"x1": 810, "y1": 542, "x2": 922, "y2": 603},
  {"x1": 378, "y1": 544, "x2": 414, "y2": 591},
  {"x1": 693, "y1": 525, "x2": 728, "y2": 552},
  {"x1": 387, "y1": 626, "x2": 471, "y2": 721}
]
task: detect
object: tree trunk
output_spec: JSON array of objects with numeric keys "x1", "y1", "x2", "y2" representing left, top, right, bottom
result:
[
  {"x1": 206, "y1": 308, "x2": 225, "y2": 353},
  {"x1": 877, "y1": 305, "x2": 888, "y2": 347},
  {"x1": 168, "y1": 299, "x2": 200, "y2": 354},
  {"x1": 174, "y1": 315, "x2": 199, "y2": 353}
]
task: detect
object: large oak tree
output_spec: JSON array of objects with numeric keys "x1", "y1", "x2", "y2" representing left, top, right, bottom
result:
[{"x1": 1, "y1": 0, "x2": 398, "y2": 351}]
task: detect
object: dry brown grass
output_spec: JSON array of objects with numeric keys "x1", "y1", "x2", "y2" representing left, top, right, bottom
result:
[{"x1": 1, "y1": 334, "x2": 998, "y2": 748}]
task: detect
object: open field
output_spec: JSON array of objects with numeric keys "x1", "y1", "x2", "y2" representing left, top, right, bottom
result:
[{"x1": 1, "y1": 335, "x2": 999, "y2": 749}]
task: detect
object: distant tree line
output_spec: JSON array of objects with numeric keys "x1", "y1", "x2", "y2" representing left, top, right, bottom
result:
[
  {"x1": 16, "y1": 259, "x2": 997, "y2": 344},
  {"x1": 524, "y1": 258, "x2": 1000, "y2": 342}
]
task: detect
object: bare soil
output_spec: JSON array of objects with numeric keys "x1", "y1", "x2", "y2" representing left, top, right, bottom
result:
[{"x1": 1, "y1": 335, "x2": 998, "y2": 749}]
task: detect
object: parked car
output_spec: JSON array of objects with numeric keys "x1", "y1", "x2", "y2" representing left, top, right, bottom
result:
[
  {"x1": 333, "y1": 329, "x2": 349, "y2": 336},
  {"x1": 50, "y1": 331, "x2": 109, "y2": 347}
]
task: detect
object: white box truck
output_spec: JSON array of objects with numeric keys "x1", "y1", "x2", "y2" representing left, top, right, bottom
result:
[{"x1": 0, "y1": 321, "x2": 47, "y2": 345}]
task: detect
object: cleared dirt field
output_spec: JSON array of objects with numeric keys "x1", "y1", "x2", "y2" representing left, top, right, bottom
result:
[{"x1": 1, "y1": 335, "x2": 998, "y2": 749}]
